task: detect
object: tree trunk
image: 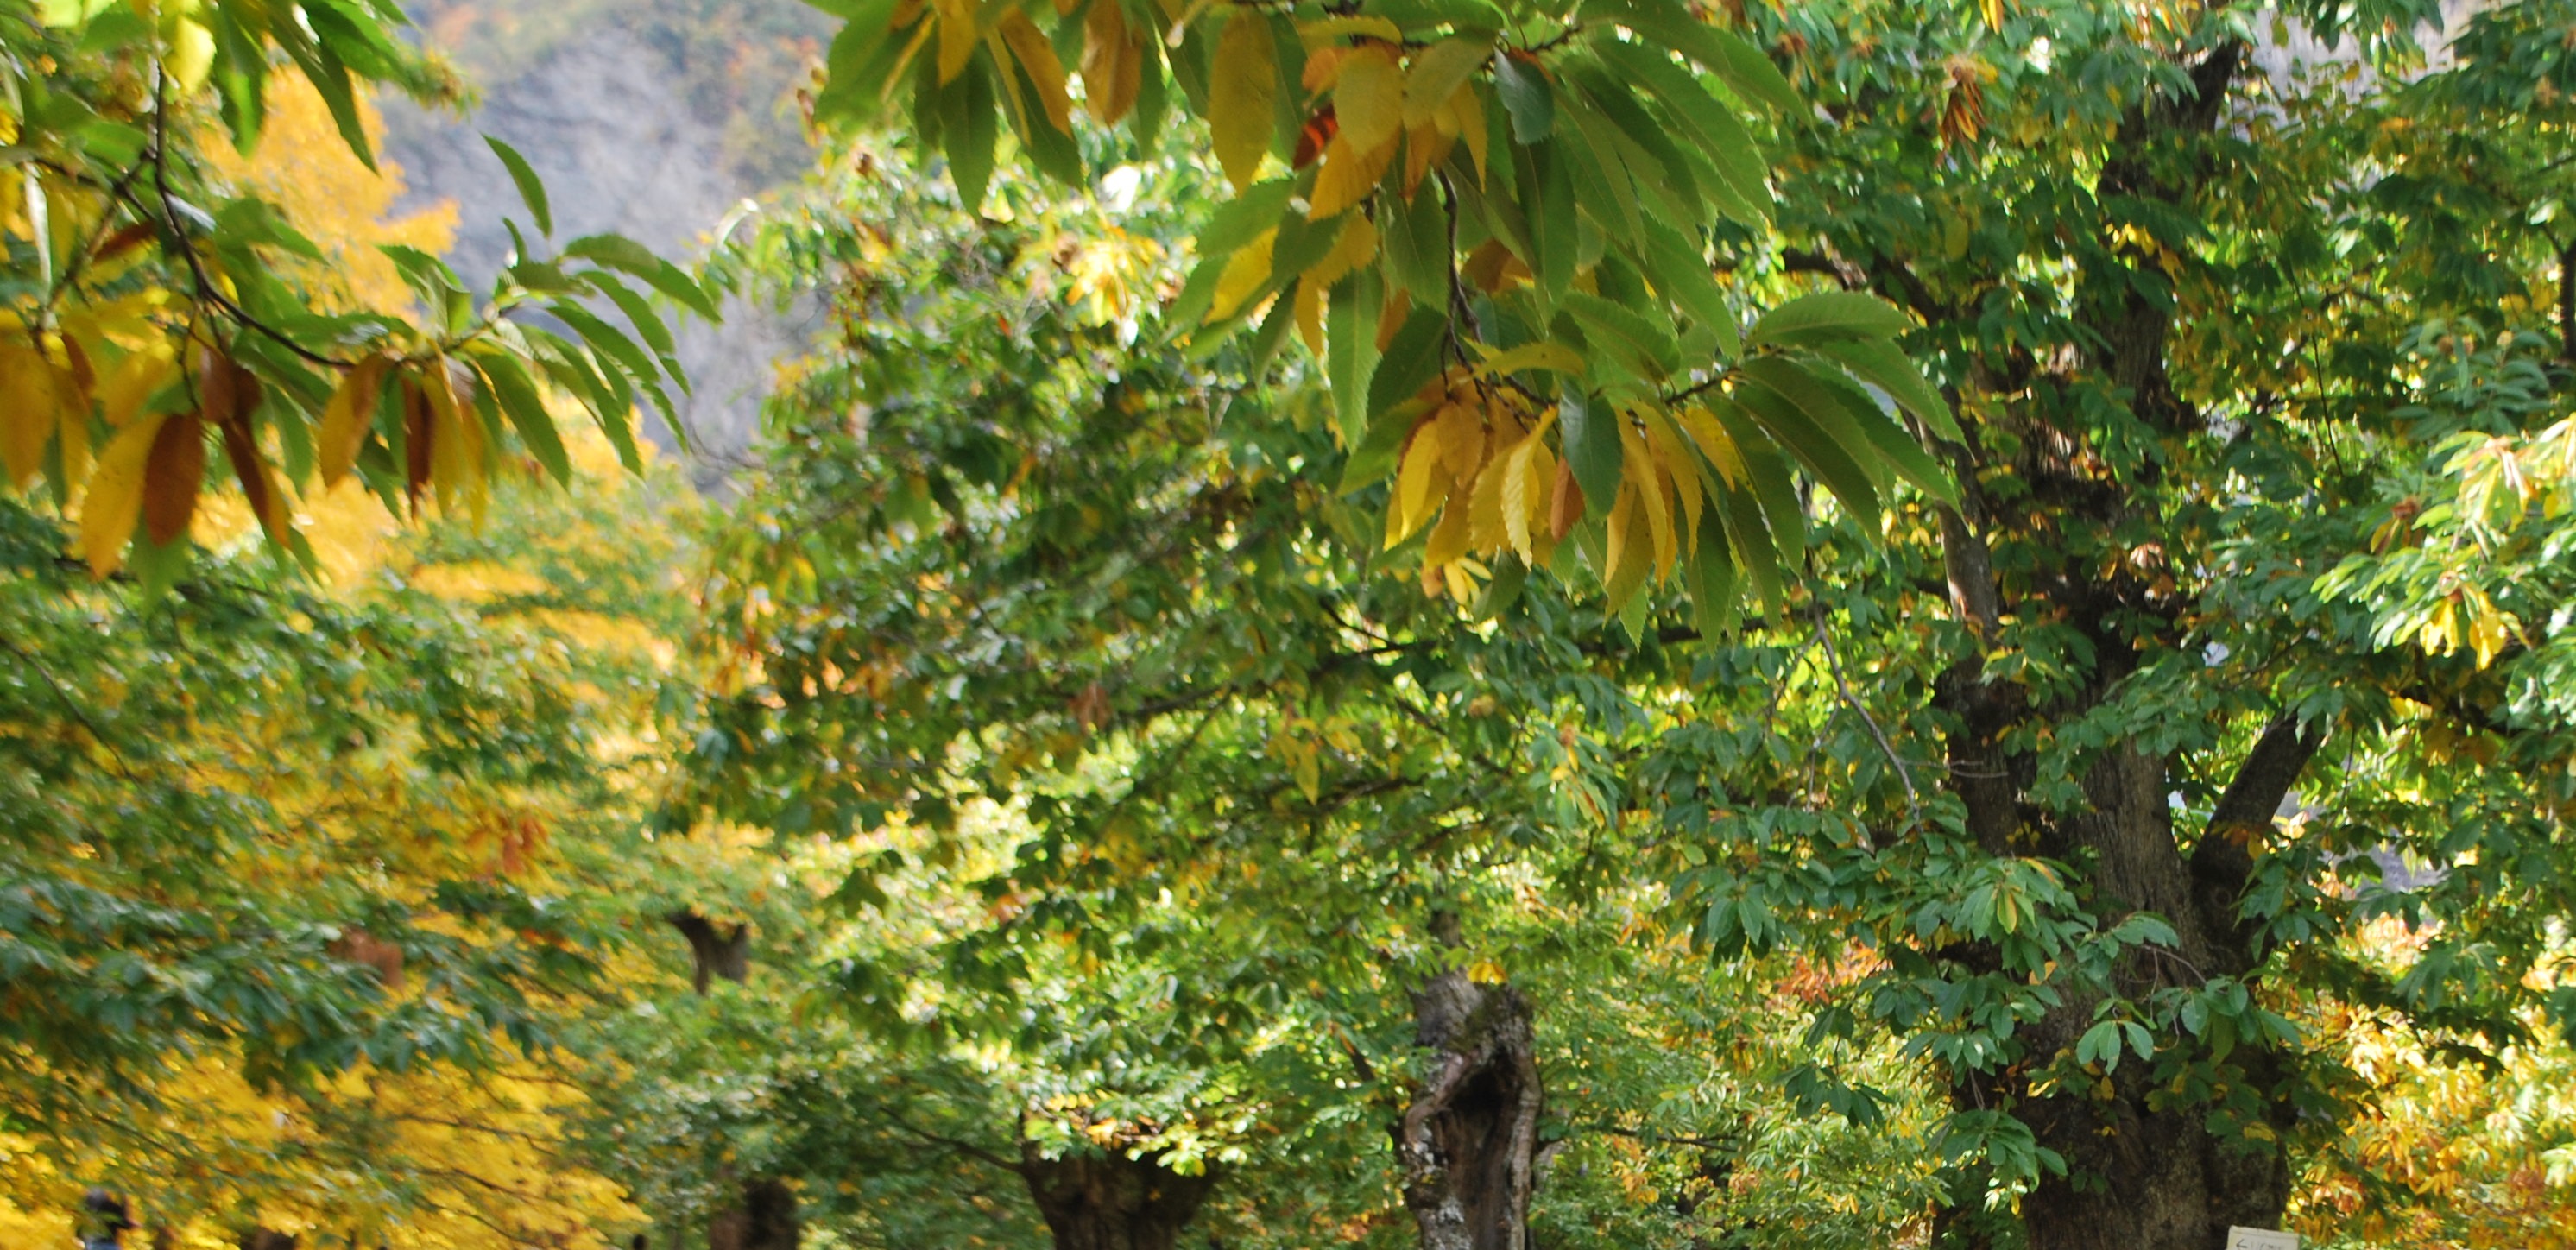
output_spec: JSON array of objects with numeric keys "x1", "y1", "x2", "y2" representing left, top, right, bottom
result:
[
  {"x1": 1017, "y1": 1144, "x2": 1217, "y2": 1250},
  {"x1": 1897, "y1": 33, "x2": 2332, "y2": 1250},
  {"x1": 1396, "y1": 967, "x2": 1543, "y2": 1250},
  {"x1": 666, "y1": 912, "x2": 796, "y2": 1250},
  {"x1": 237, "y1": 1234, "x2": 295, "y2": 1250},
  {"x1": 706, "y1": 1177, "x2": 799, "y2": 1250}
]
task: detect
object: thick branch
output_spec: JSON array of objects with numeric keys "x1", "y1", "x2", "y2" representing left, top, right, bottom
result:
[{"x1": 2188, "y1": 714, "x2": 2325, "y2": 961}]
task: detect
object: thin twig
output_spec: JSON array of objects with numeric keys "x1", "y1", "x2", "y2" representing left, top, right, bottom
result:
[{"x1": 1809, "y1": 605, "x2": 1916, "y2": 830}]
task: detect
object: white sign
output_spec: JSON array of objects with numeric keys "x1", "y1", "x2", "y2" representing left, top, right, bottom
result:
[{"x1": 2226, "y1": 1229, "x2": 2298, "y2": 1250}]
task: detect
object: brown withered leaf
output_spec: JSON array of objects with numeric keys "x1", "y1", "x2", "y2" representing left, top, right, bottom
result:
[{"x1": 141, "y1": 409, "x2": 205, "y2": 545}]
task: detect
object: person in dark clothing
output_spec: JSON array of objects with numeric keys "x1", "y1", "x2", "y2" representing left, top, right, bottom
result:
[{"x1": 79, "y1": 1190, "x2": 134, "y2": 1250}]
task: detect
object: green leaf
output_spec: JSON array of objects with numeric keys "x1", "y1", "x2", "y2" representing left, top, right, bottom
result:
[
  {"x1": 1559, "y1": 391, "x2": 1622, "y2": 522},
  {"x1": 1558, "y1": 103, "x2": 1645, "y2": 254},
  {"x1": 1493, "y1": 53, "x2": 1554, "y2": 142},
  {"x1": 1797, "y1": 356, "x2": 1956, "y2": 501},
  {"x1": 1750, "y1": 291, "x2": 1911, "y2": 347},
  {"x1": 1732, "y1": 359, "x2": 1885, "y2": 529},
  {"x1": 484, "y1": 136, "x2": 552, "y2": 237},
  {"x1": 1710, "y1": 396, "x2": 1805, "y2": 568},
  {"x1": 1368, "y1": 306, "x2": 1451, "y2": 422},
  {"x1": 1565, "y1": 292, "x2": 1678, "y2": 379},
  {"x1": 1197, "y1": 180, "x2": 1297, "y2": 257},
  {"x1": 942, "y1": 58, "x2": 1000, "y2": 211},
  {"x1": 587, "y1": 272, "x2": 678, "y2": 357},
  {"x1": 1327, "y1": 269, "x2": 1383, "y2": 442},
  {"x1": 1382, "y1": 186, "x2": 1451, "y2": 306},
  {"x1": 1813, "y1": 337, "x2": 1960, "y2": 441},
  {"x1": 469, "y1": 350, "x2": 570, "y2": 484}
]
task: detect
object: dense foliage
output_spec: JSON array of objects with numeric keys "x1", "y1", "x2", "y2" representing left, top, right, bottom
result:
[{"x1": 8, "y1": 0, "x2": 2576, "y2": 1247}]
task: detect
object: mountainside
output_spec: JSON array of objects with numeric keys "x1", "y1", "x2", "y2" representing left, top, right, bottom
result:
[{"x1": 382, "y1": 0, "x2": 834, "y2": 478}]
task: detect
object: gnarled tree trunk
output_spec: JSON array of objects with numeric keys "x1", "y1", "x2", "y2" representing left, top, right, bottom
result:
[
  {"x1": 1396, "y1": 968, "x2": 1543, "y2": 1250},
  {"x1": 1018, "y1": 1144, "x2": 1217, "y2": 1250}
]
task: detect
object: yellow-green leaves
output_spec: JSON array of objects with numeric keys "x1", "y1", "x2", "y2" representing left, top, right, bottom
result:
[{"x1": 1210, "y1": 11, "x2": 1279, "y2": 191}]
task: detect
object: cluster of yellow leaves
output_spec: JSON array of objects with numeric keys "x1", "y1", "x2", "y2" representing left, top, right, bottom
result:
[
  {"x1": 2292, "y1": 992, "x2": 2576, "y2": 1247},
  {"x1": 2, "y1": 1055, "x2": 636, "y2": 1250},
  {"x1": 1380, "y1": 357, "x2": 1759, "y2": 606},
  {"x1": 0, "y1": 67, "x2": 514, "y2": 581}
]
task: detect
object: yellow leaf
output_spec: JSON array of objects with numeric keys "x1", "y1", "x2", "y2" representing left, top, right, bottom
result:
[
  {"x1": 1390, "y1": 411, "x2": 1449, "y2": 547},
  {"x1": 1334, "y1": 45, "x2": 1404, "y2": 155},
  {"x1": 422, "y1": 358, "x2": 488, "y2": 521},
  {"x1": 1640, "y1": 405, "x2": 1702, "y2": 549},
  {"x1": 320, "y1": 355, "x2": 391, "y2": 487},
  {"x1": 1294, "y1": 276, "x2": 1325, "y2": 357},
  {"x1": 1502, "y1": 429, "x2": 1545, "y2": 562},
  {"x1": 1468, "y1": 434, "x2": 1516, "y2": 554},
  {"x1": 1619, "y1": 415, "x2": 1676, "y2": 578},
  {"x1": 79, "y1": 410, "x2": 169, "y2": 576},
  {"x1": 1474, "y1": 340, "x2": 1586, "y2": 377},
  {"x1": 1423, "y1": 486, "x2": 1472, "y2": 567},
  {"x1": 1603, "y1": 479, "x2": 1651, "y2": 609},
  {"x1": 1209, "y1": 228, "x2": 1277, "y2": 322},
  {"x1": 1678, "y1": 405, "x2": 1746, "y2": 487},
  {"x1": 1446, "y1": 85, "x2": 1488, "y2": 183},
  {"x1": 1307, "y1": 130, "x2": 1396, "y2": 219},
  {"x1": 1209, "y1": 11, "x2": 1279, "y2": 192},
  {"x1": 1404, "y1": 39, "x2": 1487, "y2": 128},
  {"x1": 0, "y1": 343, "x2": 59, "y2": 489},
  {"x1": 1082, "y1": 0, "x2": 1144, "y2": 124},
  {"x1": 935, "y1": 0, "x2": 980, "y2": 85},
  {"x1": 999, "y1": 12, "x2": 1075, "y2": 133},
  {"x1": 1303, "y1": 213, "x2": 1380, "y2": 290},
  {"x1": 1404, "y1": 120, "x2": 1451, "y2": 193}
]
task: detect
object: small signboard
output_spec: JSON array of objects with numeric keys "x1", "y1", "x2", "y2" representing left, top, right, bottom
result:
[{"x1": 2226, "y1": 1229, "x2": 2298, "y2": 1250}]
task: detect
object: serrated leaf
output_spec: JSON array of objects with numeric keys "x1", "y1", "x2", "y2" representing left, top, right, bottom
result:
[
  {"x1": 484, "y1": 136, "x2": 552, "y2": 237},
  {"x1": 998, "y1": 12, "x2": 1074, "y2": 132},
  {"x1": 1814, "y1": 337, "x2": 1960, "y2": 441},
  {"x1": 319, "y1": 354, "x2": 390, "y2": 487},
  {"x1": 1209, "y1": 11, "x2": 1279, "y2": 192},
  {"x1": 1405, "y1": 38, "x2": 1487, "y2": 128},
  {"x1": 1751, "y1": 290, "x2": 1911, "y2": 347},
  {"x1": 141, "y1": 409, "x2": 205, "y2": 545},
  {"x1": 1559, "y1": 391, "x2": 1622, "y2": 523},
  {"x1": 1368, "y1": 306, "x2": 1450, "y2": 422},
  {"x1": 1335, "y1": 45, "x2": 1405, "y2": 154},
  {"x1": 471, "y1": 350, "x2": 571, "y2": 485},
  {"x1": 1493, "y1": 52, "x2": 1553, "y2": 142},
  {"x1": 79, "y1": 411, "x2": 168, "y2": 576}
]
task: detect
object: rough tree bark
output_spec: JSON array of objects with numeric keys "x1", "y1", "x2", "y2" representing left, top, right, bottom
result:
[
  {"x1": 667, "y1": 911, "x2": 799, "y2": 1250},
  {"x1": 1017, "y1": 1142, "x2": 1218, "y2": 1250},
  {"x1": 1395, "y1": 964, "x2": 1544, "y2": 1250}
]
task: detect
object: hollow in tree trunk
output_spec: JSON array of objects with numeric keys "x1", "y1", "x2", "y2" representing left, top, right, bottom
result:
[{"x1": 1396, "y1": 967, "x2": 1543, "y2": 1250}]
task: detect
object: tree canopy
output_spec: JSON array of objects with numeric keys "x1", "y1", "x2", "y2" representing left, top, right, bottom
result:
[{"x1": 8, "y1": 0, "x2": 2576, "y2": 1249}]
